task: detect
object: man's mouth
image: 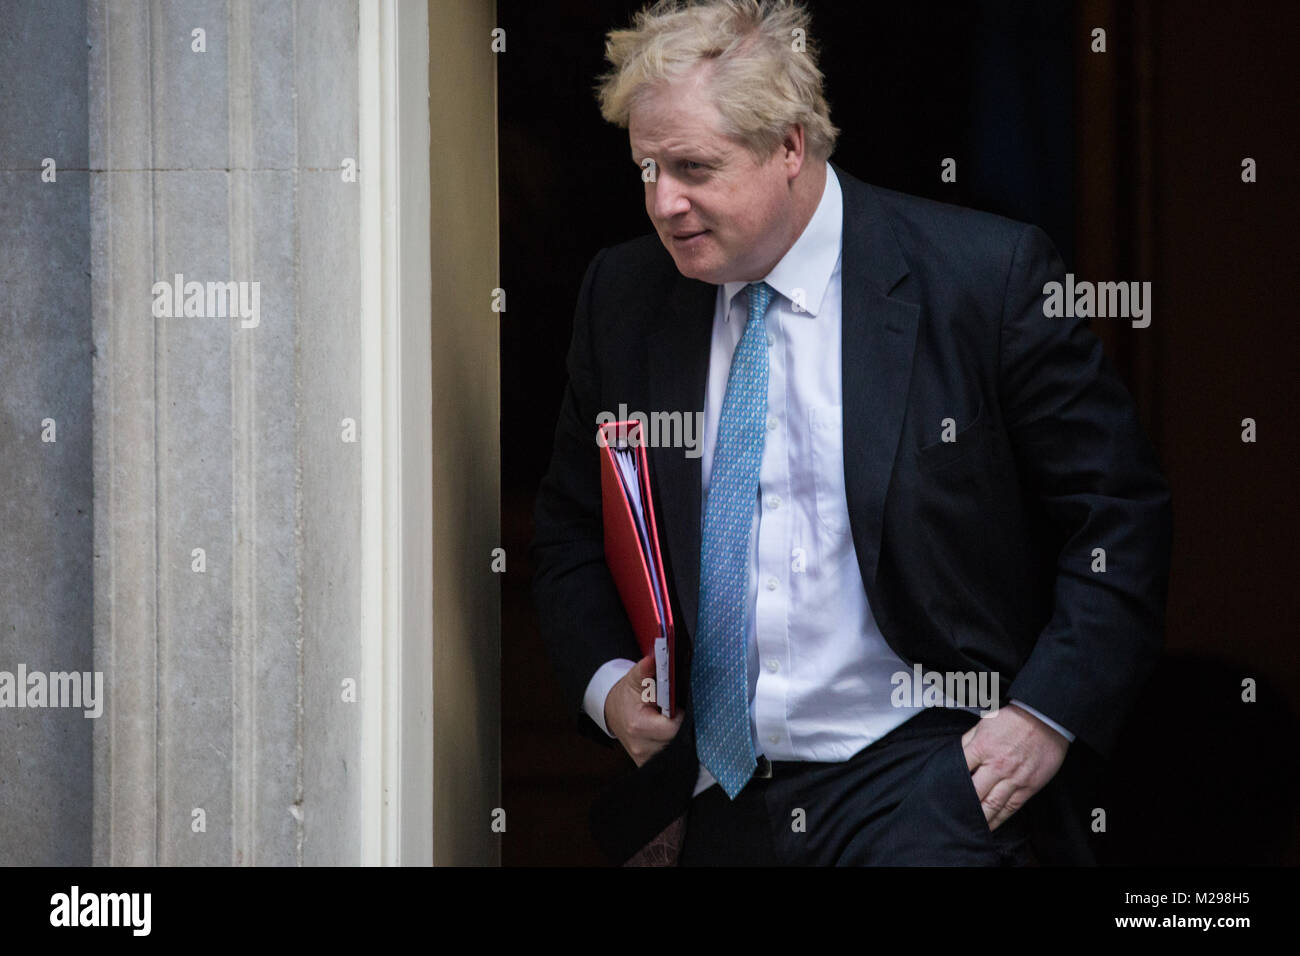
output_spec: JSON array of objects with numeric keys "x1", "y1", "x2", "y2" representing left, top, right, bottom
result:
[{"x1": 672, "y1": 229, "x2": 709, "y2": 242}]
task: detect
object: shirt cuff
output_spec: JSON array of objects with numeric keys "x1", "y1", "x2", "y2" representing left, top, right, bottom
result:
[
  {"x1": 582, "y1": 659, "x2": 639, "y2": 737},
  {"x1": 1009, "y1": 699, "x2": 1075, "y2": 743}
]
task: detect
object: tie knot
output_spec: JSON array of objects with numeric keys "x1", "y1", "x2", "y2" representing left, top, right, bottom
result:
[{"x1": 746, "y1": 282, "x2": 775, "y2": 323}]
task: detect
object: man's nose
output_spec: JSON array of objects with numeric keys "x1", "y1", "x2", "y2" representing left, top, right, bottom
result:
[{"x1": 651, "y1": 176, "x2": 690, "y2": 221}]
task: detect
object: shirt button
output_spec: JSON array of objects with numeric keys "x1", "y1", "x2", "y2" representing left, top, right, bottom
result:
[
  {"x1": 768, "y1": 734, "x2": 780, "y2": 745},
  {"x1": 766, "y1": 659, "x2": 779, "y2": 673},
  {"x1": 765, "y1": 577, "x2": 778, "y2": 591},
  {"x1": 766, "y1": 494, "x2": 781, "y2": 510},
  {"x1": 766, "y1": 333, "x2": 774, "y2": 347},
  {"x1": 766, "y1": 416, "x2": 778, "y2": 432}
]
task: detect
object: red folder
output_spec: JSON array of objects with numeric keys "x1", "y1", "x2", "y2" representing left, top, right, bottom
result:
[{"x1": 598, "y1": 420, "x2": 676, "y2": 717}]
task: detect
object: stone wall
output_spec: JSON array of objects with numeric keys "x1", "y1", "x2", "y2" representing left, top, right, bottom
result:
[
  {"x1": 0, "y1": 0, "x2": 95, "y2": 867},
  {"x1": 0, "y1": 0, "x2": 369, "y2": 866}
]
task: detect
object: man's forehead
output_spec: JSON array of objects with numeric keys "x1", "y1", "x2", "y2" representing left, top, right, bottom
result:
[
  {"x1": 629, "y1": 100, "x2": 731, "y2": 158},
  {"x1": 628, "y1": 133, "x2": 729, "y2": 161}
]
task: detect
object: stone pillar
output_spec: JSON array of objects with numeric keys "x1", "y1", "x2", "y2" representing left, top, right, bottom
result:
[{"x1": 89, "y1": 0, "x2": 364, "y2": 866}]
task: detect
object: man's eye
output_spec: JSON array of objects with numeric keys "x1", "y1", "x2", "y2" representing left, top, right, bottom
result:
[{"x1": 682, "y1": 161, "x2": 704, "y2": 171}]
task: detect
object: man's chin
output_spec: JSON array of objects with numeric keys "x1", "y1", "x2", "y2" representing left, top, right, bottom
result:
[{"x1": 667, "y1": 251, "x2": 724, "y2": 284}]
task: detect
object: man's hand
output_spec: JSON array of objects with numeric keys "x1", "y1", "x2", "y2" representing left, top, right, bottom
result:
[
  {"x1": 604, "y1": 654, "x2": 685, "y2": 767},
  {"x1": 959, "y1": 702, "x2": 1069, "y2": 831}
]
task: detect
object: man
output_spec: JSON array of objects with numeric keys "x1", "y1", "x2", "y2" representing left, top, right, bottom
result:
[{"x1": 531, "y1": 0, "x2": 1171, "y2": 866}]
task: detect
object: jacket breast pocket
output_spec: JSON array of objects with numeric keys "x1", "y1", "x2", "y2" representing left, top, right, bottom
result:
[
  {"x1": 809, "y1": 405, "x2": 851, "y2": 536},
  {"x1": 914, "y1": 399, "x2": 987, "y2": 472}
]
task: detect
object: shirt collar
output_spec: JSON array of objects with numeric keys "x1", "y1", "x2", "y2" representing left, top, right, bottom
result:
[{"x1": 722, "y1": 163, "x2": 843, "y2": 320}]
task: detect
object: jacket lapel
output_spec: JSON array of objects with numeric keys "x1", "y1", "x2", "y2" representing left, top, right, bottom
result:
[
  {"x1": 646, "y1": 276, "x2": 714, "y2": 646},
  {"x1": 833, "y1": 163, "x2": 920, "y2": 593}
]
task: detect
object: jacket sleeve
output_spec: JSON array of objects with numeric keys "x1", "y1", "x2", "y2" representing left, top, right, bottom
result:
[
  {"x1": 998, "y1": 224, "x2": 1173, "y2": 758},
  {"x1": 530, "y1": 247, "x2": 643, "y2": 744}
]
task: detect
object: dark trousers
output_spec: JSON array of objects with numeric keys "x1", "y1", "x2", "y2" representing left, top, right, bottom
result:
[{"x1": 679, "y1": 707, "x2": 1037, "y2": 866}]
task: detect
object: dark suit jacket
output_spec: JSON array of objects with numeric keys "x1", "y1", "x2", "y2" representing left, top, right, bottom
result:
[{"x1": 530, "y1": 161, "x2": 1173, "y2": 865}]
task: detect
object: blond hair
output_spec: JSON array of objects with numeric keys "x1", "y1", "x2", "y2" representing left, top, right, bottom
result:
[{"x1": 596, "y1": 0, "x2": 839, "y2": 162}]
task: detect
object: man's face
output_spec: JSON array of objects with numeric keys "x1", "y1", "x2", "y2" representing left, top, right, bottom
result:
[{"x1": 628, "y1": 65, "x2": 799, "y2": 284}]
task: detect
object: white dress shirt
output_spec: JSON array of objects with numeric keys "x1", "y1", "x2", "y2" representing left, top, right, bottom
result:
[{"x1": 583, "y1": 166, "x2": 1072, "y2": 797}]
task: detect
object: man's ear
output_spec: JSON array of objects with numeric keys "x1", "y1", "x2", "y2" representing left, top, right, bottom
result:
[{"x1": 782, "y1": 124, "x2": 806, "y2": 177}]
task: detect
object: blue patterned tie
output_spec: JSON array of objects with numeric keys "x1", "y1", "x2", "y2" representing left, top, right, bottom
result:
[{"x1": 694, "y1": 281, "x2": 775, "y2": 799}]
